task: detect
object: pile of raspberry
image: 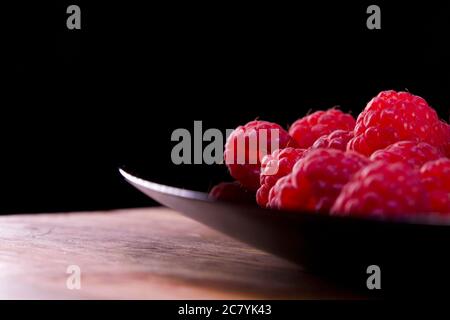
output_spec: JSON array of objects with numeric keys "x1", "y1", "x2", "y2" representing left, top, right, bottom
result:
[{"x1": 213, "y1": 90, "x2": 450, "y2": 218}]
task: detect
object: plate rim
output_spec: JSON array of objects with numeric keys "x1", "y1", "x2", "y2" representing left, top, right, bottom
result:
[{"x1": 119, "y1": 168, "x2": 450, "y2": 228}]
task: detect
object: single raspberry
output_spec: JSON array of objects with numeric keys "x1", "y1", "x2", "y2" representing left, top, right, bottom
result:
[
  {"x1": 209, "y1": 182, "x2": 255, "y2": 204},
  {"x1": 268, "y1": 148, "x2": 369, "y2": 212},
  {"x1": 256, "y1": 147, "x2": 307, "y2": 208},
  {"x1": 331, "y1": 162, "x2": 429, "y2": 218},
  {"x1": 224, "y1": 120, "x2": 297, "y2": 191},
  {"x1": 347, "y1": 90, "x2": 450, "y2": 156},
  {"x1": 370, "y1": 140, "x2": 444, "y2": 168},
  {"x1": 420, "y1": 158, "x2": 450, "y2": 214},
  {"x1": 311, "y1": 130, "x2": 354, "y2": 151},
  {"x1": 289, "y1": 109, "x2": 356, "y2": 149}
]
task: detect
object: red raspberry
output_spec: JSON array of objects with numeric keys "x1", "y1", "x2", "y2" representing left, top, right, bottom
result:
[
  {"x1": 289, "y1": 109, "x2": 356, "y2": 149},
  {"x1": 224, "y1": 120, "x2": 297, "y2": 191},
  {"x1": 370, "y1": 140, "x2": 444, "y2": 168},
  {"x1": 209, "y1": 182, "x2": 255, "y2": 204},
  {"x1": 420, "y1": 158, "x2": 450, "y2": 214},
  {"x1": 268, "y1": 148, "x2": 369, "y2": 212},
  {"x1": 331, "y1": 162, "x2": 429, "y2": 218},
  {"x1": 347, "y1": 90, "x2": 450, "y2": 156},
  {"x1": 311, "y1": 130, "x2": 354, "y2": 151},
  {"x1": 256, "y1": 147, "x2": 307, "y2": 208}
]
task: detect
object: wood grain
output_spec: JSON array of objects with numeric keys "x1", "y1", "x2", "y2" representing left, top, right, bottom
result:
[{"x1": 0, "y1": 207, "x2": 357, "y2": 299}]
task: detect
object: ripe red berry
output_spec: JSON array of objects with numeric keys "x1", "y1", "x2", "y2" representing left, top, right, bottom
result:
[
  {"x1": 311, "y1": 130, "x2": 354, "y2": 151},
  {"x1": 289, "y1": 109, "x2": 356, "y2": 149},
  {"x1": 347, "y1": 90, "x2": 450, "y2": 156},
  {"x1": 209, "y1": 182, "x2": 255, "y2": 204},
  {"x1": 268, "y1": 148, "x2": 369, "y2": 212},
  {"x1": 224, "y1": 120, "x2": 297, "y2": 191},
  {"x1": 370, "y1": 140, "x2": 444, "y2": 168},
  {"x1": 332, "y1": 162, "x2": 429, "y2": 218},
  {"x1": 420, "y1": 158, "x2": 450, "y2": 214},
  {"x1": 256, "y1": 147, "x2": 307, "y2": 208}
]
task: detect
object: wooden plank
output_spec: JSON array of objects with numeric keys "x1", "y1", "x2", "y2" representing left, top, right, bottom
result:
[{"x1": 0, "y1": 207, "x2": 357, "y2": 299}]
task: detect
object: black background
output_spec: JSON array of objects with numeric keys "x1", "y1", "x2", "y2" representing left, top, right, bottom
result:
[{"x1": 6, "y1": 1, "x2": 450, "y2": 214}]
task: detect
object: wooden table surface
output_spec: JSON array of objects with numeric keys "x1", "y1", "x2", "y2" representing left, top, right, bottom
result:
[{"x1": 0, "y1": 207, "x2": 358, "y2": 299}]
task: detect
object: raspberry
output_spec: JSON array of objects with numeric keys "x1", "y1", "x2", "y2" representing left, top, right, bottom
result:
[
  {"x1": 331, "y1": 162, "x2": 429, "y2": 218},
  {"x1": 224, "y1": 120, "x2": 297, "y2": 191},
  {"x1": 420, "y1": 158, "x2": 450, "y2": 214},
  {"x1": 370, "y1": 140, "x2": 444, "y2": 168},
  {"x1": 256, "y1": 147, "x2": 307, "y2": 208},
  {"x1": 268, "y1": 148, "x2": 369, "y2": 212},
  {"x1": 209, "y1": 182, "x2": 255, "y2": 204},
  {"x1": 311, "y1": 130, "x2": 354, "y2": 151},
  {"x1": 347, "y1": 90, "x2": 450, "y2": 156},
  {"x1": 289, "y1": 109, "x2": 356, "y2": 149}
]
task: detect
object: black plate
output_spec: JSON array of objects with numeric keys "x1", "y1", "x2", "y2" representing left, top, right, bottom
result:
[{"x1": 120, "y1": 168, "x2": 450, "y2": 295}]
